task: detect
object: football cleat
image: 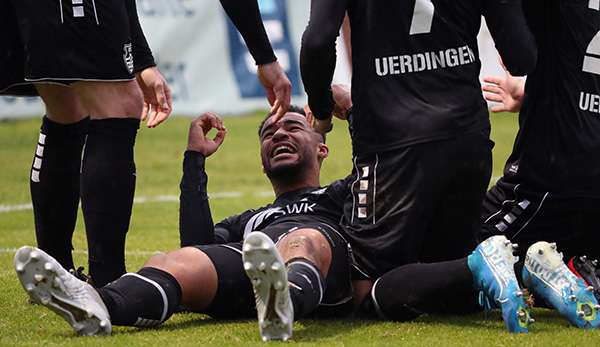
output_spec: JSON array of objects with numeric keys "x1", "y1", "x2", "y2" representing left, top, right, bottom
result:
[
  {"x1": 242, "y1": 232, "x2": 293, "y2": 341},
  {"x1": 14, "y1": 246, "x2": 111, "y2": 335},
  {"x1": 468, "y1": 235, "x2": 530, "y2": 333},
  {"x1": 523, "y1": 242, "x2": 600, "y2": 329},
  {"x1": 568, "y1": 255, "x2": 600, "y2": 302}
]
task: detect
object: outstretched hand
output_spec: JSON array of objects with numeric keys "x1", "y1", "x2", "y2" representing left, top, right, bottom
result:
[
  {"x1": 258, "y1": 61, "x2": 291, "y2": 120},
  {"x1": 187, "y1": 112, "x2": 227, "y2": 157},
  {"x1": 482, "y1": 59, "x2": 526, "y2": 113},
  {"x1": 137, "y1": 67, "x2": 173, "y2": 127}
]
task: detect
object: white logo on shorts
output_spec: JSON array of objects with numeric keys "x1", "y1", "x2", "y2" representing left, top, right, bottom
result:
[{"x1": 123, "y1": 43, "x2": 134, "y2": 74}]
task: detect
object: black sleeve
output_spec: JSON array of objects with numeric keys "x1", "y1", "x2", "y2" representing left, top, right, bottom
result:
[
  {"x1": 482, "y1": 0, "x2": 537, "y2": 76},
  {"x1": 179, "y1": 151, "x2": 216, "y2": 247},
  {"x1": 125, "y1": 0, "x2": 156, "y2": 73},
  {"x1": 300, "y1": 0, "x2": 348, "y2": 120},
  {"x1": 219, "y1": 0, "x2": 276, "y2": 65}
]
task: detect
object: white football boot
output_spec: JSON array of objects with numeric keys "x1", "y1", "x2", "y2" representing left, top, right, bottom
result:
[
  {"x1": 523, "y1": 241, "x2": 600, "y2": 328},
  {"x1": 14, "y1": 246, "x2": 111, "y2": 335},
  {"x1": 242, "y1": 232, "x2": 293, "y2": 341}
]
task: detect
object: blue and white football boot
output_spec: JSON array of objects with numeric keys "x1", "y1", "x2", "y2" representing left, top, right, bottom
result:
[
  {"x1": 468, "y1": 235, "x2": 531, "y2": 333},
  {"x1": 243, "y1": 232, "x2": 294, "y2": 341},
  {"x1": 14, "y1": 246, "x2": 111, "y2": 335},
  {"x1": 522, "y1": 241, "x2": 600, "y2": 329}
]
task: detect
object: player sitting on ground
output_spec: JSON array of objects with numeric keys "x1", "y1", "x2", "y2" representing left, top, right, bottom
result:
[{"x1": 14, "y1": 108, "x2": 355, "y2": 340}]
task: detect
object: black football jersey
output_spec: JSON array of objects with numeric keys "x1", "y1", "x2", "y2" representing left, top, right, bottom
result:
[
  {"x1": 301, "y1": 0, "x2": 536, "y2": 155},
  {"x1": 503, "y1": 0, "x2": 600, "y2": 198},
  {"x1": 179, "y1": 151, "x2": 350, "y2": 245},
  {"x1": 214, "y1": 180, "x2": 349, "y2": 243}
]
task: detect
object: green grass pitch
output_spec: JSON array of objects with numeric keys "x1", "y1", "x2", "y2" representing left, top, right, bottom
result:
[{"x1": 1, "y1": 112, "x2": 598, "y2": 346}]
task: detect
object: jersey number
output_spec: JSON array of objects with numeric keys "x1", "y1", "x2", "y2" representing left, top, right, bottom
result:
[
  {"x1": 410, "y1": 0, "x2": 435, "y2": 35},
  {"x1": 583, "y1": 3, "x2": 600, "y2": 75}
]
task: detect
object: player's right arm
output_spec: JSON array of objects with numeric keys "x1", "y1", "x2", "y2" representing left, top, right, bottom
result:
[
  {"x1": 483, "y1": 0, "x2": 537, "y2": 76},
  {"x1": 179, "y1": 113, "x2": 227, "y2": 247},
  {"x1": 300, "y1": 0, "x2": 348, "y2": 123},
  {"x1": 219, "y1": 0, "x2": 291, "y2": 118}
]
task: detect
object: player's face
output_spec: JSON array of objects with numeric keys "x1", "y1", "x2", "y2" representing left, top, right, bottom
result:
[{"x1": 259, "y1": 112, "x2": 322, "y2": 179}]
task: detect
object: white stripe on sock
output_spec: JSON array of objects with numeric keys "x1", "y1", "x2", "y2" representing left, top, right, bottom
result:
[
  {"x1": 287, "y1": 260, "x2": 324, "y2": 304},
  {"x1": 122, "y1": 273, "x2": 169, "y2": 322}
]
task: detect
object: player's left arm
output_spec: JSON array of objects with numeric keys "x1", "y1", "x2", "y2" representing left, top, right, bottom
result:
[
  {"x1": 125, "y1": 0, "x2": 173, "y2": 128},
  {"x1": 179, "y1": 114, "x2": 227, "y2": 247},
  {"x1": 483, "y1": 0, "x2": 538, "y2": 76},
  {"x1": 300, "y1": 0, "x2": 348, "y2": 123}
]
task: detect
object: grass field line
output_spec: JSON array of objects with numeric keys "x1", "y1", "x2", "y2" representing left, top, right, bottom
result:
[
  {"x1": 0, "y1": 247, "x2": 162, "y2": 257},
  {"x1": 0, "y1": 190, "x2": 275, "y2": 213}
]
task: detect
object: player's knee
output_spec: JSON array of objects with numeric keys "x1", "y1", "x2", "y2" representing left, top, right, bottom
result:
[{"x1": 278, "y1": 228, "x2": 332, "y2": 273}]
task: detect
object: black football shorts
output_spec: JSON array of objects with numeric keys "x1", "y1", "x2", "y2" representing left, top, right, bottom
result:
[
  {"x1": 480, "y1": 177, "x2": 600, "y2": 260},
  {"x1": 196, "y1": 220, "x2": 354, "y2": 319},
  {"x1": 1, "y1": 0, "x2": 135, "y2": 96},
  {"x1": 341, "y1": 130, "x2": 493, "y2": 278}
]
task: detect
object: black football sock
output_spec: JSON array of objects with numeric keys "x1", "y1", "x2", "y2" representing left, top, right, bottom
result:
[
  {"x1": 97, "y1": 267, "x2": 182, "y2": 327},
  {"x1": 81, "y1": 118, "x2": 139, "y2": 287},
  {"x1": 286, "y1": 258, "x2": 325, "y2": 319},
  {"x1": 30, "y1": 116, "x2": 89, "y2": 270},
  {"x1": 363, "y1": 258, "x2": 480, "y2": 321}
]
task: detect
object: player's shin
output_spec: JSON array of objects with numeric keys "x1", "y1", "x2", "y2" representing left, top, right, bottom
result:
[
  {"x1": 286, "y1": 258, "x2": 326, "y2": 319},
  {"x1": 81, "y1": 118, "x2": 139, "y2": 287},
  {"x1": 31, "y1": 116, "x2": 89, "y2": 270},
  {"x1": 97, "y1": 267, "x2": 182, "y2": 327},
  {"x1": 362, "y1": 259, "x2": 478, "y2": 321}
]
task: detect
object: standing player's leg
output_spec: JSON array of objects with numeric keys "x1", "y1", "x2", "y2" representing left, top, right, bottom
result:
[
  {"x1": 31, "y1": 85, "x2": 89, "y2": 271},
  {"x1": 73, "y1": 80, "x2": 144, "y2": 287}
]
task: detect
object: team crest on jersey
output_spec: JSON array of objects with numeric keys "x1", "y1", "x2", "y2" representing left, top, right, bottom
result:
[{"x1": 123, "y1": 43, "x2": 134, "y2": 74}]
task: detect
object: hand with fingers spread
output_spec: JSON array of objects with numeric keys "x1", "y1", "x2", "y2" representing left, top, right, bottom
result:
[
  {"x1": 482, "y1": 61, "x2": 526, "y2": 113},
  {"x1": 136, "y1": 66, "x2": 173, "y2": 127},
  {"x1": 187, "y1": 112, "x2": 227, "y2": 157},
  {"x1": 258, "y1": 61, "x2": 291, "y2": 120}
]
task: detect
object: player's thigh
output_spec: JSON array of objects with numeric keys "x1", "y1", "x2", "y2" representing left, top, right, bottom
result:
[
  {"x1": 72, "y1": 80, "x2": 144, "y2": 119},
  {"x1": 421, "y1": 132, "x2": 493, "y2": 262},
  {"x1": 197, "y1": 243, "x2": 256, "y2": 319},
  {"x1": 35, "y1": 84, "x2": 87, "y2": 123},
  {"x1": 340, "y1": 148, "x2": 437, "y2": 277}
]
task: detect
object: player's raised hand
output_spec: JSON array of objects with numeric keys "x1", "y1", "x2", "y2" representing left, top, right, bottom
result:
[
  {"x1": 483, "y1": 60, "x2": 526, "y2": 113},
  {"x1": 187, "y1": 112, "x2": 227, "y2": 157},
  {"x1": 331, "y1": 84, "x2": 352, "y2": 120},
  {"x1": 136, "y1": 66, "x2": 173, "y2": 128},
  {"x1": 258, "y1": 61, "x2": 291, "y2": 120}
]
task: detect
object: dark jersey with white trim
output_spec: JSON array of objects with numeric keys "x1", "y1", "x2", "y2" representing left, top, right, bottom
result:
[
  {"x1": 179, "y1": 151, "x2": 349, "y2": 246},
  {"x1": 301, "y1": 0, "x2": 536, "y2": 155},
  {"x1": 502, "y1": 0, "x2": 600, "y2": 198}
]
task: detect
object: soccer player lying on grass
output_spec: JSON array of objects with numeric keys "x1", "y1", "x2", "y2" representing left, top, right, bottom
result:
[
  {"x1": 14, "y1": 108, "x2": 356, "y2": 340},
  {"x1": 478, "y1": 0, "x2": 600, "y2": 329},
  {"x1": 15, "y1": 107, "x2": 576, "y2": 340}
]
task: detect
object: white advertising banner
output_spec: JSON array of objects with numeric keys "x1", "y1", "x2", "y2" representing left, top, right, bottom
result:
[{"x1": 0, "y1": 0, "x2": 503, "y2": 119}]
